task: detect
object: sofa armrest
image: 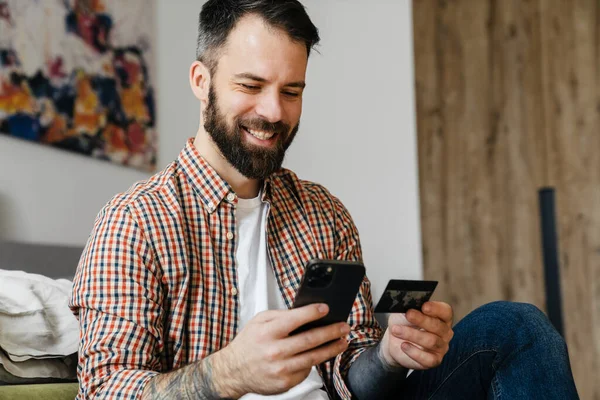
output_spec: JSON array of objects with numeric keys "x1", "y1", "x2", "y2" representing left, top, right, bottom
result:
[{"x1": 0, "y1": 382, "x2": 78, "y2": 400}]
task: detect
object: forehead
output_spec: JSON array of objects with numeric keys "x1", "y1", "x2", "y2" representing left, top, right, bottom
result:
[{"x1": 216, "y1": 14, "x2": 308, "y2": 81}]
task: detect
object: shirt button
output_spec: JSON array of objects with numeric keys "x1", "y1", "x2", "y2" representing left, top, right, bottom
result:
[
  {"x1": 227, "y1": 193, "x2": 236, "y2": 202},
  {"x1": 226, "y1": 232, "x2": 234, "y2": 240},
  {"x1": 231, "y1": 288, "x2": 238, "y2": 296},
  {"x1": 207, "y1": 201, "x2": 215, "y2": 210}
]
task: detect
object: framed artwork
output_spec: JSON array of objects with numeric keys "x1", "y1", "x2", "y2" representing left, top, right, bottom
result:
[{"x1": 0, "y1": 0, "x2": 157, "y2": 171}]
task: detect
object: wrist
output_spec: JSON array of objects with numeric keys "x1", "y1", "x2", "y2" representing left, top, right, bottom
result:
[
  {"x1": 207, "y1": 346, "x2": 246, "y2": 399},
  {"x1": 377, "y1": 341, "x2": 405, "y2": 373},
  {"x1": 347, "y1": 343, "x2": 408, "y2": 399},
  {"x1": 379, "y1": 331, "x2": 397, "y2": 369}
]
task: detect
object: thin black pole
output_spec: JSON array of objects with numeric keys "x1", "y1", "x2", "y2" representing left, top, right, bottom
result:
[{"x1": 538, "y1": 188, "x2": 564, "y2": 336}]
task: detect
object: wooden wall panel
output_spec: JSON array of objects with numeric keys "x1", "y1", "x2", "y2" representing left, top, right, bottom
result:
[
  {"x1": 414, "y1": 0, "x2": 599, "y2": 398},
  {"x1": 539, "y1": 1, "x2": 600, "y2": 398},
  {"x1": 487, "y1": 0, "x2": 547, "y2": 308},
  {"x1": 414, "y1": 0, "x2": 503, "y2": 319},
  {"x1": 414, "y1": 0, "x2": 547, "y2": 317}
]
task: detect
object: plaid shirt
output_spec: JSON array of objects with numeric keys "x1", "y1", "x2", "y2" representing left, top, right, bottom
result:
[{"x1": 70, "y1": 138, "x2": 382, "y2": 399}]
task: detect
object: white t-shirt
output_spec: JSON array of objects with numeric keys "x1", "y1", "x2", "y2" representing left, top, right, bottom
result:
[{"x1": 235, "y1": 194, "x2": 329, "y2": 400}]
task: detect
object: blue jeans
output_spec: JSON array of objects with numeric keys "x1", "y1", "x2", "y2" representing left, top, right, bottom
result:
[{"x1": 395, "y1": 301, "x2": 579, "y2": 399}]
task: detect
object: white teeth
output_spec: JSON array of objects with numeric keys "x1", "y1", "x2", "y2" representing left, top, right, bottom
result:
[{"x1": 246, "y1": 127, "x2": 275, "y2": 140}]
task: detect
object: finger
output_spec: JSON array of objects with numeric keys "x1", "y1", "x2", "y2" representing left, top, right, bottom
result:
[
  {"x1": 281, "y1": 322, "x2": 351, "y2": 356},
  {"x1": 287, "y1": 338, "x2": 349, "y2": 373},
  {"x1": 253, "y1": 308, "x2": 293, "y2": 323},
  {"x1": 422, "y1": 302, "x2": 453, "y2": 325},
  {"x1": 268, "y1": 303, "x2": 329, "y2": 336},
  {"x1": 401, "y1": 342, "x2": 442, "y2": 370},
  {"x1": 405, "y1": 309, "x2": 450, "y2": 338},
  {"x1": 387, "y1": 313, "x2": 417, "y2": 328},
  {"x1": 391, "y1": 325, "x2": 447, "y2": 354}
]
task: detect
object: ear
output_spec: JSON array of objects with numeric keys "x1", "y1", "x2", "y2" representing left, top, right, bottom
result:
[{"x1": 189, "y1": 60, "x2": 211, "y2": 107}]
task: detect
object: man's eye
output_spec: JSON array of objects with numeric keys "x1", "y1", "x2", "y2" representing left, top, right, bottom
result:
[
  {"x1": 241, "y1": 84, "x2": 260, "y2": 90},
  {"x1": 283, "y1": 91, "x2": 300, "y2": 97}
]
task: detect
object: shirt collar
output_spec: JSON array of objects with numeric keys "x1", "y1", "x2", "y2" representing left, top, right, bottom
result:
[{"x1": 178, "y1": 138, "x2": 276, "y2": 212}]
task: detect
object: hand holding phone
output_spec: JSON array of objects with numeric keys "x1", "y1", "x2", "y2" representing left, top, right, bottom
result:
[{"x1": 215, "y1": 303, "x2": 349, "y2": 397}]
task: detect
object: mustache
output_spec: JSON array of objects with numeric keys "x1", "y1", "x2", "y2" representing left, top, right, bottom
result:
[{"x1": 238, "y1": 117, "x2": 290, "y2": 136}]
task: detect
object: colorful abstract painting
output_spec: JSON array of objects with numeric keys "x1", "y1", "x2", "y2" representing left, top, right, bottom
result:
[{"x1": 0, "y1": 0, "x2": 157, "y2": 171}]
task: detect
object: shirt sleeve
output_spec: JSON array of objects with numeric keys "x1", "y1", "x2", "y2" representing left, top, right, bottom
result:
[
  {"x1": 322, "y1": 195, "x2": 384, "y2": 400},
  {"x1": 69, "y1": 203, "x2": 165, "y2": 399}
]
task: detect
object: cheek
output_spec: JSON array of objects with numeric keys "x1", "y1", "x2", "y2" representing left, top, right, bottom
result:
[
  {"x1": 227, "y1": 93, "x2": 256, "y2": 119},
  {"x1": 286, "y1": 102, "x2": 302, "y2": 125}
]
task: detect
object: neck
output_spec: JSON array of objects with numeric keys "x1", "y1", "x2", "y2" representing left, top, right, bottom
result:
[{"x1": 193, "y1": 128, "x2": 262, "y2": 199}]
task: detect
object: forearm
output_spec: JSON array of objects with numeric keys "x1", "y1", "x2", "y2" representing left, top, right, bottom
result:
[
  {"x1": 346, "y1": 343, "x2": 408, "y2": 399},
  {"x1": 141, "y1": 353, "x2": 236, "y2": 400}
]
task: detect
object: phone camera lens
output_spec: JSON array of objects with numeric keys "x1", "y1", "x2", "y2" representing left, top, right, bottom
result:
[{"x1": 306, "y1": 264, "x2": 334, "y2": 288}]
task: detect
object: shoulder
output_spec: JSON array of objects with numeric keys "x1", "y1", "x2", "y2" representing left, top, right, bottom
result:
[
  {"x1": 270, "y1": 168, "x2": 350, "y2": 218},
  {"x1": 98, "y1": 161, "x2": 181, "y2": 224},
  {"x1": 271, "y1": 169, "x2": 362, "y2": 259}
]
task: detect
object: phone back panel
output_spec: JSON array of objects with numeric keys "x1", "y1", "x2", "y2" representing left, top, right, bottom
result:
[{"x1": 291, "y1": 259, "x2": 365, "y2": 334}]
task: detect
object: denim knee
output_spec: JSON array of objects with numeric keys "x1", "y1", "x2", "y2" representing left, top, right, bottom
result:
[
  {"x1": 474, "y1": 301, "x2": 544, "y2": 321},
  {"x1": 470, "y1": 301, "x2": 565, "y2": 347}
]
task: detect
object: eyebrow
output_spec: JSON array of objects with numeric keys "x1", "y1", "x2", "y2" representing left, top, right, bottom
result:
[{"x1": 233, "y1": 73, "x2": 306, "y2": 89}]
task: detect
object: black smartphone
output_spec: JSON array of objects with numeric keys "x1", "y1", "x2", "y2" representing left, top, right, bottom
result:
[{"x1": 290, "y1": 259, "x2": 365, "y2": 335}]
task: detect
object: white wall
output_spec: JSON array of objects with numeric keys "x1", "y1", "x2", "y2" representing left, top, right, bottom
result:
[
  {"x1": 0, "y1": 0, "x2": 422, "y2": 300},
  {"x1": 288, "y1": 0, "x2": 423, "y2": 300}
]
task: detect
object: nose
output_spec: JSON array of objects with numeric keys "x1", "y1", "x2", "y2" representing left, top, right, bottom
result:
[{"x1": 255, "y1": 90, "x2": 284, "y2": 123}]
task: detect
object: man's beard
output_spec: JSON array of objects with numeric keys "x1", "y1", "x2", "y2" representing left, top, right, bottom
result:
[{"x1": 203, "y1": 85, "x2": 299, "y2": 180}]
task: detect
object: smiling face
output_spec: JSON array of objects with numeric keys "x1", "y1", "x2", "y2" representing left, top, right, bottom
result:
[{"x1": 195, "y1": 14, "x2": 308, "y2": 179}]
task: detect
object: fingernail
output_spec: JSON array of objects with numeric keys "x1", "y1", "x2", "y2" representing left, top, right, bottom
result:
[
  {"x1": 341, "y1": 325, "x2": 351, "y2": 335},
  {"x1": 402, "y1": 342, "x2": 411, "y2": 351},
  {"x1": 393, "y1": 326, "x2": 403, "y2": 336},
  {"x1": 423, "y1": 305, "x2": 430, "y2": 313},
  {"x1": 318, "y1": 304, "x2": 328, "y2": 314}
]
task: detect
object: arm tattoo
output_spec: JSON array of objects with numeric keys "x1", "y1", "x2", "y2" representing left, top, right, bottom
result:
[
  {"x1": 347, "y1": 343, "x2": 408, "y2": 399},
  {"x1": 142, "y1": 356, "x2": 232, "y2": 400}
]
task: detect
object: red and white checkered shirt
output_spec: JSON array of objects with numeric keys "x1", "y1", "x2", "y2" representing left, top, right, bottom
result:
[{"x1": 70, "y1": 138, "x2": 382, "y2": 399}]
